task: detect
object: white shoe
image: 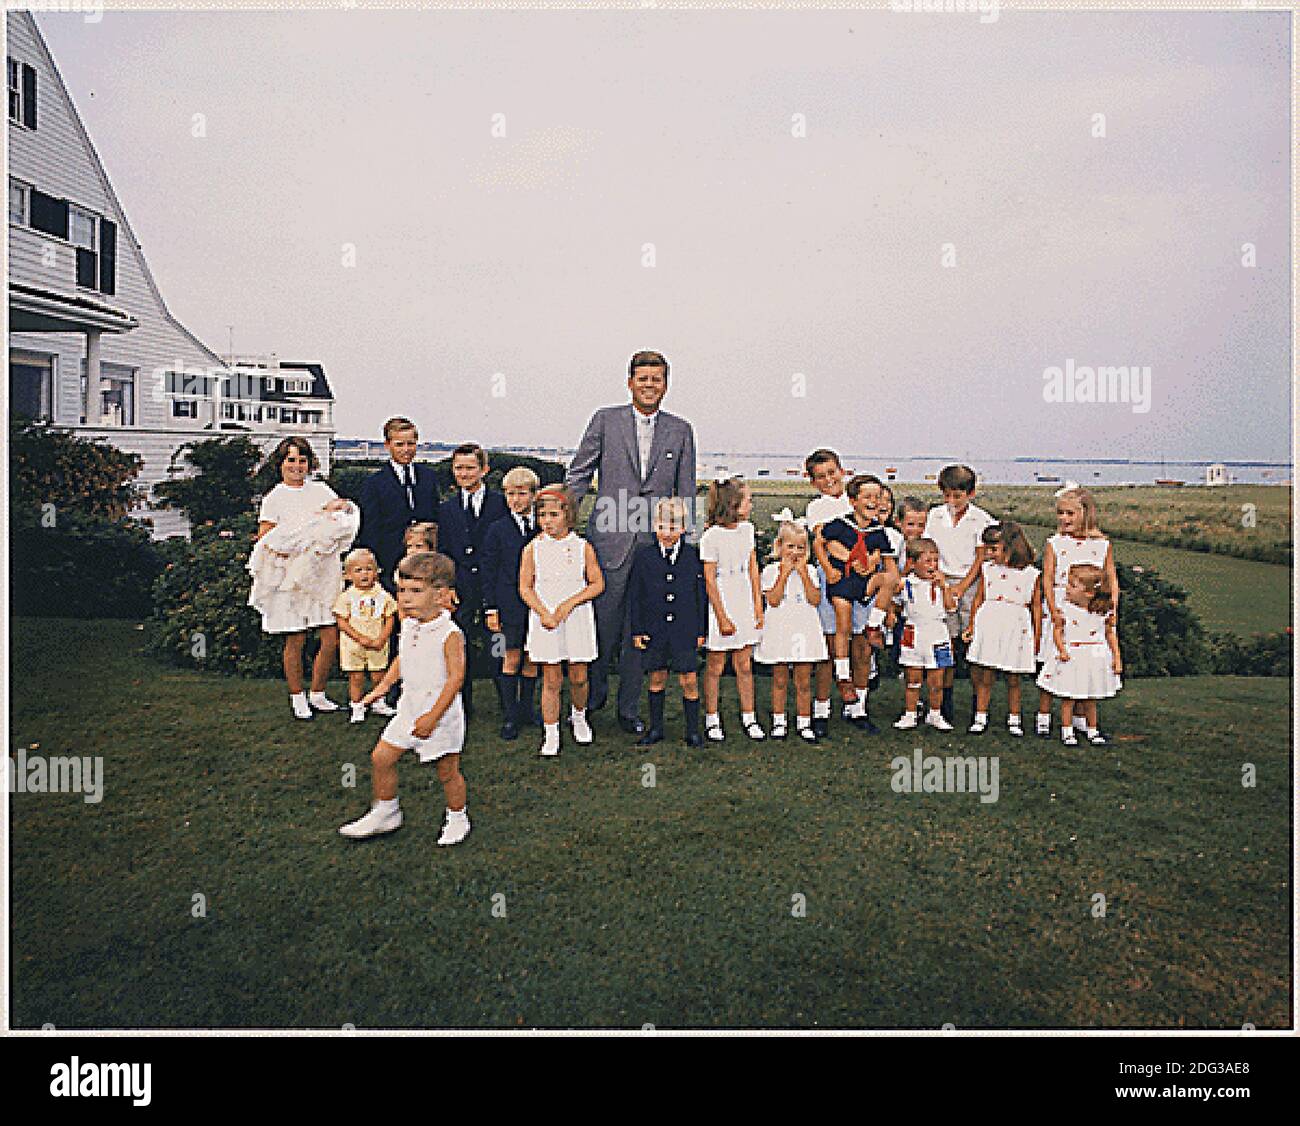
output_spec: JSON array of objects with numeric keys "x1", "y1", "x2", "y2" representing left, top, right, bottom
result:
[
  {"x1": 705, "y1": 718, "x2": 725, "y2": 742},
  {"x1": 369, "y1": 700, "x2": 397, "y2": 717},
  {"x1": 349, "y1": 704, "x2": 367, "y2": 725},
  {"x1": 437, "y1": 810, "x2": 471, "y2": 847},
  {"x1": 339, "y1": 803, "x2": 402, "y2": 839},
  {"x1": 925, "y1": 710, "x2": 953, "y2": 732},
  {"x1": 540, "y1": 731, "x2": 560, "y2": 757},
  {"x1": 894, "y1": 712, "x2": 919, "y2": 730},
  {"x1": 290, "y1": 693, "x2": 313, "y2": 721},
  {"x1": 968, "y1": 716, "x2": 988, "y2": 734},
  {"x1": 1007, "y1": 716, "x2": 1024, "y2": 738},
  {"x1": 570, "y1": 710, "x2": 593, "y2": 744},
  {"x1": 309, "y1": 691, "x2": 341, "y2": 712}
]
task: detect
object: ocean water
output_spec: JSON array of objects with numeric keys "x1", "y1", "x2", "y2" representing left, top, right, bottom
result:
[{"x1": 334, "y1": 442, "x2": 1290, "y2": 486}]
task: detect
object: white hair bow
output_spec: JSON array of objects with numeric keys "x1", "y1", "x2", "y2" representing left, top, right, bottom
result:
[
  {"x1": 1054, "y1": 480, "x2": 1081, "y2": 498},
  {"x1": 772, "y1": 508, "x2": 808, "y2": 528},
  {"x1": 715, "y1": 473, "x2": 738, "y2": 486}
]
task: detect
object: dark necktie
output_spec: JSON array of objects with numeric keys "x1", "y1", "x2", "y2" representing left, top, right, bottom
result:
[
  {"x1": 464, "y1": 492, "x2": 477, "y2": 527},
  {"x1": 402, "y1": 466, "x2": 415, "y2": 512}
]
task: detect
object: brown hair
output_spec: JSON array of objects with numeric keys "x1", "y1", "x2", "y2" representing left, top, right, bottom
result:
[
  {"x1": 535, "y1": 485, "x2": 577, "y2": 532},
  {"x1": 897, "y1": 496, "x2": 928, "y2": 522},
  {"x1": 906, "y1": 536, "x2": 941, "y2": 564},
  {"x1": 403, "y1": 522, "x2": 438, "y2": 553},
  {"x1": 397, "y1": 550, "x2": 456, "y2": 588},
  {"x1": 846, "y1": 473, "x2": 883, "y2": 500},
  {"x1": 628, "y1": 350, "x2": 669, "y2": 381},
  {"x1": 983, "y1": 521, "x2": 1035, "y2": 569},
  {"x1": 938, "y1": 464, "x2": 977, "y2": 494},
  {"x1": 804, "y1": 448, "x2": 842, "y2": 475},
  {"x1": 266, "y1": 436, "x2": 318, "y2": 477},
  {"x1": 1067, "y1": 562, "x2": 1113, "y2": 615},
  {"x1": 383, "y1": 417, "x2": 417, "y2": 441},
  {"x1": 706, "y1": 476, "x2": 746, "y2": 527},
  {"x1": 452, "y1": 442, "x2": 488, "y2": 469}
]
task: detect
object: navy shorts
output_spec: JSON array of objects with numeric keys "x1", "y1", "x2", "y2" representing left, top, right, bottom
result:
[
  {"x1": 492, "y1": 618, "x2": 528, "y2": 652},
  {"x1": 643, "y1": 638, "x2": 700, "y2": 675}
]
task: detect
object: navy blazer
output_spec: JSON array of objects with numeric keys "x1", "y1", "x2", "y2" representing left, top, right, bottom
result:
[
  {"x1": 480, "y1": 510, "x2": 538, "y2": 630},
  {"x1": 437, "y1": 488, "x2": 509, "y2": 603},
  {"x1": 629, "y1": 540, "x2": 708, "y2": 648},
  {"x1": 356, "y1": 462, "x2": 441, "y2": 580}
]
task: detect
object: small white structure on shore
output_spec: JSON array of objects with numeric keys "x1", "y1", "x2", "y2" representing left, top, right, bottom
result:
[{"x1": 1205, "y1": 463, "x2": 1230, "y2": 487}]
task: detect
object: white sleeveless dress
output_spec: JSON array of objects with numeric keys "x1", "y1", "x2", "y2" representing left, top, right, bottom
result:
[
  {"x1": 525, "y1": 532, "x2": 599, "y2": 663},
  {"x1": 1037, "y1": 534, "x2": 1111, "y2": 663},
  {"x1": 1036, "y1": 605, "x2": 1122, "y2": 700},
  {"x1": 968, "y1": 562, "x2": 1040, "y2": 673},
  {"x1": 755, "y1": 563, "x2": 829, "y2": 664},
  {"x1": 699, "y1": 522, "x2": 761, "y2": 650}
]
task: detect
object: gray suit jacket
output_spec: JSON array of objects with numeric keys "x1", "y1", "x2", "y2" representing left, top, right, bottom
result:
[{"x1": 566, "y1": 404, "x2": 698, "y2": 572}]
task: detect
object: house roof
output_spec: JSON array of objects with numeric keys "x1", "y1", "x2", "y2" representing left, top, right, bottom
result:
[{"x1": 278, "y1": 361, "x2": 333, "y2": 402}]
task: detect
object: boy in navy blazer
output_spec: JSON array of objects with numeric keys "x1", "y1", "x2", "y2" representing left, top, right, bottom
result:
[
  {"x1": 630, "y1": 497, "x2": 708, "y2": 746},
  {"x1": 437, "y1": 443, "x2": 509, "y2": 720},
  {"x1": 356, "y1": 417, "x2": 442, "y2": 592},
  {"x1": 481, "y1": 466, "x2": 542, "y2": 739}
]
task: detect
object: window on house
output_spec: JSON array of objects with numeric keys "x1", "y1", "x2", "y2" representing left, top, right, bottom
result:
[
  {"x1": 172, "y1": 399, "x2": 198, "y2": 419},
  {"x1": 9, "y1": 178, "x2": 29, "y2": 225},
  {"x1": 81, "y1": 360, "x2": 136, "y2": 426},
  {"x1": 10, "y1": 353, "x2": 54, "y2": 421},
  {"x1": 9, "y1": 58, "x2": 36, "y2": 128},
  {"x1": 70, "y1": 204, "x2": 99, "y2": 288}
]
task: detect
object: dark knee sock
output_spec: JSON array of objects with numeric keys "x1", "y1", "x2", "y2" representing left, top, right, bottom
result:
[
  {"x1": 647, "y1": 689, "x2": 665, "y2": 732},
  {"x1": 521, "y1": 673, "x2": 540, "y2": 722},
  {"x1": 496, "y1": 672, "x2": 519, "y2": 719},
  {"x1": 683, "y1": 696, "x2": 701, "y2": 738}
]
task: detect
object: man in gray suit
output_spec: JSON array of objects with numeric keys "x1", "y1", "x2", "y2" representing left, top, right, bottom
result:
[{"x1": 566, "y1": 351, "x2": 698, "y2": 735}]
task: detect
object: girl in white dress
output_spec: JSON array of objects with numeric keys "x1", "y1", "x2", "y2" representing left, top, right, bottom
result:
[
  {"x1": 756, "y1": 517, "x2": 829, "y2": 742},
  {"x1": 520, "y1": 486, "x2": 605, "y2": 757},
  {"x1": 962, "y1": 522, "x2": 1042, "y2": 737},
  {"x1": 893, "y1": 538, "x2": 958, "y2": 731},
  {"x1": 1034, "y1": 488, "x2": 1119, "y2": 738},
  {"x1": 253, "y1": 437, "x2": 353, "y2": 720},
  {"x1": 1036, "y1": 563, "x2": 1123, "y2": 745},
  {"x1": 700, "y1": 477, "x2": 766, "y2": 742}
]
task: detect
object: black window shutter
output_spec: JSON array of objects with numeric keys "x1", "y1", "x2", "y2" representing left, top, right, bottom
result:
[
  {"x1": 99, "y1": 218, "x2": 116, "y2": 294},
  {"x1": 21, "y1": 63, "x2": 36, "y2": 129},
  {"x1": 29, "y1": 189, "x2": 68, "y2": 239},
  {"x1": 76, "y1": 247, "x2": 97, "y2": 288}
]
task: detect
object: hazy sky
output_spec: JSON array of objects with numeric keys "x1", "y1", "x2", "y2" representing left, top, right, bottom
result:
[{"x1": 36, "y1": 7, "x2": 1292, "y2": 460}]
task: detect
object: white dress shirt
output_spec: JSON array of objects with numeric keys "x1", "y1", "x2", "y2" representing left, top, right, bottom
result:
[{"x1": 633, "y1": 406, "x2": 659, "y2": 479}]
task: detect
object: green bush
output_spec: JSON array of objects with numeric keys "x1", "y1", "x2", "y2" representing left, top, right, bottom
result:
[
  {"x1": 1113, "y1": 564, "x2": 1210, "y2": 676},
  {"x1": 154, "y1": 436, "x2": 263, "y2": 527},
  {"x1": 1208, "y1": 631, "x2": 1293, "y2": 677},
  {"x1": 9, "y1": 418, "x2": 144, "y2": 521},
  {"x1": 8, "y1": 420, "x2": 161, "y2": 617},
  {"x1": 11, "y1": 510, "x2": 162, "y2": 619}
]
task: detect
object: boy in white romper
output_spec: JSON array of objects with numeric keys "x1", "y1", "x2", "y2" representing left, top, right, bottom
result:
[{"x1": 339, "y1": 552, "x2": 471, "y2": 846}]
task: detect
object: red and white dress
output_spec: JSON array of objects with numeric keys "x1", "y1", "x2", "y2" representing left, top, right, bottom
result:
[
  {"x1": 1036, "y1": 605, "x2": 1121, "y2": 700},
  {"x1": 1037, "y1": 533, "x2": 1111, "y2": 663},
  {"x1": 967, "y1": 562, "x2": 1040, "y2": 674},
  {"x1": 897, "y1": 575, "x2": 950, "y2": 669}
]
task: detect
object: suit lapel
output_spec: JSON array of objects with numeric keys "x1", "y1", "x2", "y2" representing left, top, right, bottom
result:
[{"x1": 622, "y1": 405, "x2": 642, "y2": 480}]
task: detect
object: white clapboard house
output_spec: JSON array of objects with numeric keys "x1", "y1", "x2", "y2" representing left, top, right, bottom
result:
[{"x1": 7, "y1": 11, "x2": 335, "y2": 538}]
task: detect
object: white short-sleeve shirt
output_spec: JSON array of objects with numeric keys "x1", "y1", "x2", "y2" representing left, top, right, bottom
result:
[
  {"x1": 805, "y1": 493, "x2": 853, "y2": 530},
  {"x1": 923, "y1": 501, "x2": 996, "y2": 579}
]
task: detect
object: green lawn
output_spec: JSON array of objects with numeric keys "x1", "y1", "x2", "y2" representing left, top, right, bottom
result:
[{"x1": 10, "y1": 618, "x2": 1291, "y2": 1029}]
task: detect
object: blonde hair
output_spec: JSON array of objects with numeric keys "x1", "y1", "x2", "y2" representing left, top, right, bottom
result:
[
  {"x1": 769, "y1": 520, "x2": 811, "y2": 562},
  {"x1": 343, "y1": 547, "x2": 377, "y2": 572},
  {"x1": 1067, "y1": 562, "x2": 1113, "y2": 615},
  {"x1": 654, "y1": 496, "x2": 690, "y2": 527},
  {"x1": 502, "y1": 466, "x2": 540, "y2": 491},
  {"x1": 1056, "y1": 487, "x2": 1103, "y2": 536}
]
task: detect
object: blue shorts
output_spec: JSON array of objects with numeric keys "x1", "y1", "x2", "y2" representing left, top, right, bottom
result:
[{"x1": 816, "y1": 569, "x2": 872, "y2": 636}]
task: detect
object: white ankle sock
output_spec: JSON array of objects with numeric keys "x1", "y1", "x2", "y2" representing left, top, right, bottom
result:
[
  {"x1": 834, "y1": 658, "x2": 850, "y2": 681},
  {"x1": 866, "y1": 605, "x2": 886, "y2": 628},
  {"x1": 813, "y1": 699, "x2": 830, "y2": 719},
  {"x1": 974, "y1": 711, "x2": 988, "y2": 723},
  {"x1": 706, "y1": 712, "x2": 720, "y2": 726},
  {"x1": 741, "y1": 711, "x2": 756, "y2": 726},
  {"x1": 795, "y1": 715, "x2": 812, "y2": 729},
  {"x1": 376, "y1": 797, "x2": 399, "y2": 814}
]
